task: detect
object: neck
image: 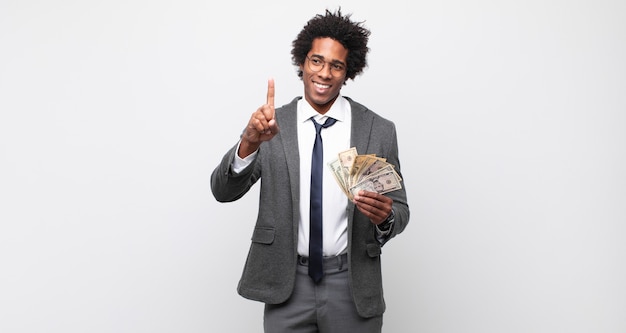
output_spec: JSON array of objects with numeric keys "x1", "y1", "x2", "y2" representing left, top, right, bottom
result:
[{"x1": 307, "y1": 95, "x2": 339, "y2": 115}]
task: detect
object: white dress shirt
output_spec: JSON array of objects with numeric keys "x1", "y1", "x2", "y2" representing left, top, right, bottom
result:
[{"x1": 296, "y1": 96, "x2": 351, "y2": 257}]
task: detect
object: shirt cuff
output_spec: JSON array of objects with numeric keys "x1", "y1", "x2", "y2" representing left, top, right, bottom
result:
[
  {"x1": 375, "y1": 210, "x2": 395, "y2": 241},
  {"x1": 232, "y1": 141, "x2": 258, "y2": 173}
]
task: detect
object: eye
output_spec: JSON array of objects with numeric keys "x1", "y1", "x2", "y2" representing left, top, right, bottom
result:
[
  {"x1": 310, "y1": 58, "x2": 323, "y2": 65},
  {"x1": 331, "y1": 63, "x2": 345, "y2": 71}
]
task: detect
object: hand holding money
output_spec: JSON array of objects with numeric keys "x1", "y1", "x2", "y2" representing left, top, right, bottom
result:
[{"x1": 328, "y1": 147, "x2": 402, "y2": 200}]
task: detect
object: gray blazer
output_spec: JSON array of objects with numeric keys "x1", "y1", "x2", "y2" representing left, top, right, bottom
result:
[{"x1": 211, "y1": 96, "x2": 410, "y2": 318}]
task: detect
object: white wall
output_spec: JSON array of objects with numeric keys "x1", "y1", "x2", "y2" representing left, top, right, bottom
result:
[{"x1": 1, "y1": 1, "x2": 624, "y2": 332}]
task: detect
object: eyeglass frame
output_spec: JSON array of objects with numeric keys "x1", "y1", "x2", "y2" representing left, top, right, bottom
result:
[{"x1": 305, "y1": 55, "x2": 347, "y2": 77}]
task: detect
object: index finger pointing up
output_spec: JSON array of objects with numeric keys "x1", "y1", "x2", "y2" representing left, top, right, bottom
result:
[{"x1": 266, "y1": 78, "x2": 275, "y2": 107}]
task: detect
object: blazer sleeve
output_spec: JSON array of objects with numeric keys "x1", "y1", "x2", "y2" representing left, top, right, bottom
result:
[
  {"x1": 365, "y1": 112, "x2": 410, "y2": 246},
  {"x1": 383, "y1": 122, "x2": 410, "y2": 245},
  {"x1": 210, "y1": 142, "x2": 261, "y2": 203}
]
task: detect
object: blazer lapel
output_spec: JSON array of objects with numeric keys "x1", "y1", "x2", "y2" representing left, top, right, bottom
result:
[
  {"x1": 275, "y1": 98, "x2": 302, "y2": 228},
  {"x1": 346, "y1": 97, "x2": 374, "y2": 234},
  {"x1": 277, "y1": 97, "x2": 301, "y2": 181},
  {"x1": 348, "y1": 98, "x2": 374, "y2": 159}
]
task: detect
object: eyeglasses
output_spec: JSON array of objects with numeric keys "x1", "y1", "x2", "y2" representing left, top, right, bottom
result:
[{"x1": 306, "y1": 56, "x2": 346, "y2": 76}]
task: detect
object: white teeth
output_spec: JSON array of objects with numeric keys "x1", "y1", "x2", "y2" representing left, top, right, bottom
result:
[{"x1": 314, "y1": 82, "x2": 330, "y2": 89}]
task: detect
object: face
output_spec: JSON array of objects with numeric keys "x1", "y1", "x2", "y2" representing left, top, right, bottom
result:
[{"x1": 300, "y1": 37, "x2": 348, "y2": 114}]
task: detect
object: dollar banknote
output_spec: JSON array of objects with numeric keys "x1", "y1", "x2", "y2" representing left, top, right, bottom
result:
[
  {"x1": 328, "y1": 147, "x2": 402, "y2": 199},
  {"x1": 348, "y1": 166, "x2": 402, "y2": 198}
]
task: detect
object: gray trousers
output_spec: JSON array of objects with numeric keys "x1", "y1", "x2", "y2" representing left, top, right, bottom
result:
[{"x1": 263, "y1": 254, "x2": 383, "y2": 333}]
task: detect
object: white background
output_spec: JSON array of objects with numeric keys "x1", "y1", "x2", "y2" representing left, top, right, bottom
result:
[{"x1": 1, "y1": 1, "x2": 625, "y2": 332}]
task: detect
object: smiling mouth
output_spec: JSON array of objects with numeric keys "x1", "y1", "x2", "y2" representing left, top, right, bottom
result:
[{"x1": 314, "y1": 82, "x2": 331, "y2": 89}]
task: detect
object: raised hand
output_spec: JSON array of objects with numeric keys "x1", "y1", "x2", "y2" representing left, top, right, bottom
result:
[{"x1": 239, "y1": 78, "x2": 280, "y2": 158}]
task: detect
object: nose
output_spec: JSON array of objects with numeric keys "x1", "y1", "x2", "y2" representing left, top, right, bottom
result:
[{"x1": 317, "y1": 64, "x2": 333, "y2": 78}]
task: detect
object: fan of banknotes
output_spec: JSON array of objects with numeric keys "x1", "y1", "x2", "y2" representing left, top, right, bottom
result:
[{"x1": 328, "y1": 147, "x2": 402, "y2": 200}]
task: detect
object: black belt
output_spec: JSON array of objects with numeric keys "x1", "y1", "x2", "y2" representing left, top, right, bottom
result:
[{"x1": 297, "y1": 253, "x2": 347, "y2": 270}]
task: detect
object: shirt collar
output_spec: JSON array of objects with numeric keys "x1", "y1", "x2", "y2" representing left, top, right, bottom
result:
[{"x1": 299, "y1": 95, "x2": 348, "y2": 123}]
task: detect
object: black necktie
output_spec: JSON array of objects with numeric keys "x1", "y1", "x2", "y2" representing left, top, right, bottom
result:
[{"x1": 309, "y1": 116, "x2": 337, "y2": 283}]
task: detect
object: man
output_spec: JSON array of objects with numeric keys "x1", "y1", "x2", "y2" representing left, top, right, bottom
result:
[{"x1": 211, "y1": 8, "x2": 409, "y2": 333}]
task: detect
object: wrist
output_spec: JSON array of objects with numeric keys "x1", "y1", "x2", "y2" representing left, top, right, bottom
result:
[
  {"x1": 238, "y1": 138, "x2": 260, "y2": 158},
  {"x1": 377, "y1": 210, "x2": 395, "y2": 231}
]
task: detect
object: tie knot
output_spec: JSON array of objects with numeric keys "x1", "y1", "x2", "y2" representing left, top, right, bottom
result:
[{"x1": 312, "y1": 117, "x2": 337, "y2": 133}]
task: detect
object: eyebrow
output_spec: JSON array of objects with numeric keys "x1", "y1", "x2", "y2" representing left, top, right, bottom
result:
[{"x1": 310, "y1": 54, "x2": 346, "y2": 66}]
